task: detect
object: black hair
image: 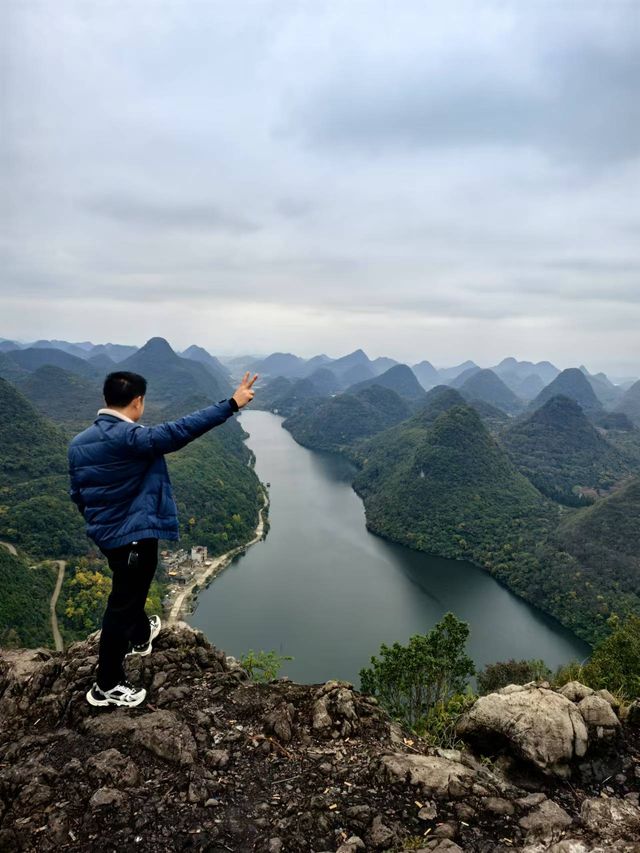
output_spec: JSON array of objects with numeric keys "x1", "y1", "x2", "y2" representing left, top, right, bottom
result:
[{"x1": 103, "y1": 371, "x2": 147, "y2": 407}]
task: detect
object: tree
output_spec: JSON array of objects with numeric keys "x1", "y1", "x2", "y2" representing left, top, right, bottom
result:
[
  {"x1": 477, "y1": 659, "x2": 551, "y2": 694},
  {"x1": 359, "y1": 612, "x2": 475, "y2": 729}
]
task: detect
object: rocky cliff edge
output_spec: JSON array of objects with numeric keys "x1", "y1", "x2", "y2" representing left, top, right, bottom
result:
[{"x1": 1, "y1": 624, "x2": 639, "y2": 853}]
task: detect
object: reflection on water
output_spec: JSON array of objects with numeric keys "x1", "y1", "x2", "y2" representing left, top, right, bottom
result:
[{"x1": 190, "y1": 411, "x2": 590, "y2": 685}]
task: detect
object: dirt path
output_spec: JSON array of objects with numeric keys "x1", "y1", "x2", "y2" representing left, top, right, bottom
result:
[
  {"x1": 0, "y1": 541, "x2": 18, "y2": 556},
  {"x1": 50, "y1": 560, "x2": 66, "y2": 652},
  {"x1": 167, "y1": 494, "x2": 268, "y2": 625}
]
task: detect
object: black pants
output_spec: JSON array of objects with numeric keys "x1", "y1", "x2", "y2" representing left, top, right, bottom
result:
[{"x1": 97, "y1": 538, "x2": 158, "y2": 690}]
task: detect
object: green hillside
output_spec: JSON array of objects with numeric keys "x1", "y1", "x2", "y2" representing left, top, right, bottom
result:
[
  {"x1": 530, "y1": 367, "x2": 603, "y2": 416},
  {"x1": 120, "y1": 337, "x2": 230, "y2": 407},
  {"x1": 6, "y1": 347, "x2": 98, "y2": 379},
  {"x1": 458, "y1": 369, "x2": 524, "y2": 415},
  {"x1": 501, "y1": 395, "x2": 633, "y2": 505},
  {"x1": 254, "y1": 376, "x2": 326, "y2": 418},
  {"x1": 0, "y1": 378, "x2": 88, "y2": 557},
  {"x1": 351, "y1": 403, "x2": 637, "y2": 643},
  {"x1": 0, "y1": 546, "x2": 55, "y2": 647},
  {"x1": 346, "y1": 364, "x2": 427, "y2": 402},
  {"x1": 284, "y1": 385, "x2": 412, "y2": 452},
  {"x1": 556, "y1": 476, "x2": 640, "y2": 605},
  {"x1": 16, "y1": 365, "x2": 103, "y2": 429},
  {"x1": 0, "y1": 378, "x2": 69, "y2": 482},
  {"x1": 615, "y1": 379, "x2": 640, "y2": 425}
]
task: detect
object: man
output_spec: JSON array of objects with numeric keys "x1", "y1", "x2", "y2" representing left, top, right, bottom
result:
[{"x1": 68, "y1": 369, "x2": 258, "y2": 708}]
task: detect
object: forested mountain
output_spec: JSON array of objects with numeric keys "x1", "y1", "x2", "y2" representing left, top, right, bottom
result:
[
  {"x1": 491, "y1": 357, "x2": 560, "y2": 386},
  {"x1": 247, "y1": 352, "x2": 305, "y2": 377},
  {"x1": 284, "y1": 385, "x2": 412, "y2": 452},
  {"x1": 120, "y1": 337, "x2": 230, "y2": 407},
  {"x1": 252, "y1": 375, "x2": 327, "y2": 417},
  {"x1": 16, "y1": 365, "x2": 103, "y2": 429},
  {"x1": 305, "y1": 367, "x2": 341, "y2": 396},
  {"x1": 457, "y1": 369, "x2": 524, "y2": 415},
  {"x1": 579, "y1": 366, "x2": 624, "y2": 408},
  {"x1": 449, "y1": 365, "x2": 481, "y2": 388},
  {"x1": 0, "y1": 547, "x2": 55, "y2": 647},
  {"x1": 514, "y1": 373, "x2": 546, "y2": 400},
  {"x1": 437, "y1": 360, "x2": 479, "y2": 383},
  {"x1": 0, "y1": 379, "x2": 86, "y2": 557},
  {"x1": 615, "y1": 379, "x2": 640, "y2": 425},
  {"x1": 370, "y1": 356, "x2": 399, "y2": 375},
  {"x1": 181, "y1": 345, "x2": 231, "y2": 383},
  {"x1": 5, "y1": 347, "x2": 99, "y2": 380},
  {"x1": 346, "y1": 364, "x2": 426, "y2": 403},
  {"x1": 30, "y1": 339, "x2": 93, "y2": 358},
  {"x1": 87, "y1": 353, "x2": 116, "y2": 372},
  {"x1": 412, "y1": 360, "x2": 440, "y2": 389},
  {"x1": 88, "y1": 342, "x2": 138, "y2": 362},
  {"x1": 500, "y1": 395, "x2": 633, "y2": 505},
  {"x1": 350, "y1": 402, "x2": 638, "y2": 643},
  {"x1": 0, "y1": 351, "x2": 28, "y2": 383},
  {"x1": 556, "y1": 476, "x2": 640, "y2": 600},
  {"x1": 529, "y1": 368, "x2": 604, "y2": 416}
]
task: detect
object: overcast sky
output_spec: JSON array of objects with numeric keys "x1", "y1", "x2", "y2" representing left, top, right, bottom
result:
[{"x1": 2, "y1": 1, "x2": 639, "y2": 376}]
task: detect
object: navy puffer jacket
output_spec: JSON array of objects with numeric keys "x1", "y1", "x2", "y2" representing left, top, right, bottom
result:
[{"x1": 68, "y1": 400, "x2": 236, "y2": 549}]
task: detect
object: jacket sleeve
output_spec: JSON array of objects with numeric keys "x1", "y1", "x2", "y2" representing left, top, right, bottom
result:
[{"x1": 124, "y1": 399, "x2": 236, "y2": 456}]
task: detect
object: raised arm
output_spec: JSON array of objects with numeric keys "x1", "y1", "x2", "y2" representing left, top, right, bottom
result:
[{"x1": 126, "y1": 373, "x2": 258, "y2": 456}]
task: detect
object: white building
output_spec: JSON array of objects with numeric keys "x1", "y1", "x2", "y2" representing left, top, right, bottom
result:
[{"x1": 191, "y1": 545, "x2": 208, "y2": 564}]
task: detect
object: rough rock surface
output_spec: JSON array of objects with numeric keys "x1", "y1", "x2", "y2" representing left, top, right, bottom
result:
[
  {"x1": 457, "y1": 684, "x2": 589, "y2": 777},
  {"x1": 1, "y1": 627, "x2": 638, "y2": 852}
]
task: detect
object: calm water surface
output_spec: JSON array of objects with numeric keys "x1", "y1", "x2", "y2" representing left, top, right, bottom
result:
[{"x1": 190, "y1": 411, "x2": 590, "y2": 684}]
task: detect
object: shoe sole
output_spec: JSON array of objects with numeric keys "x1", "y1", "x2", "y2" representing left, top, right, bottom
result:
[
  {"x1": 125, "y1": 619, "x2": 162, "y2": 658},
  {"x1": 125, "y1": 643, "x2": 152, "y2": 658},
  {"x1": 86, "y1": 688, "x2": 147, "y2": 707}
]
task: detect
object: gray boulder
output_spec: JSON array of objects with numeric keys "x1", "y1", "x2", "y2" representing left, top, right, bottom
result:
[{"x1": 457, "y1": 684, "x2": 588, "y2": 777}]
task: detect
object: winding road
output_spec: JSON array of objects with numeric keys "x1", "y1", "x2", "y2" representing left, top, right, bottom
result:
[
  {"x1": 50, "y1": 560, "x2": 66, "y2": 652},
  {"x1": 1, "y1": 542, "x2": 65, "y2": 651}
]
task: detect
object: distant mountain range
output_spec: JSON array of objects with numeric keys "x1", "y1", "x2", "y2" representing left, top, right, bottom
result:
[{"x1": 1, "y1": 332, "x2": 640, "y2": 647}]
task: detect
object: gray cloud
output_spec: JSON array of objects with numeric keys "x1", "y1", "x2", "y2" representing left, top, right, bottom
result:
[
  {"x1": 84, "y1": 195, "x2": 259, "y2": 233},
  {"x1": 1, "y1": 1, "x2": 639, "y2": 375}
]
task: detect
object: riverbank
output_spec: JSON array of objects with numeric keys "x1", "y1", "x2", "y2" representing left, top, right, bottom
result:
[{"x1": 166, "y1": 490, "x2": 268, "y2": 625}]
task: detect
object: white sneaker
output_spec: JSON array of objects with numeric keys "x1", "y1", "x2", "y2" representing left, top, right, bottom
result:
[
  {"x1": 125, "y1": 615, "x2": 162, "y2": 658},
  {"x1": 86, "y1": 681, "x2": 147, "y2": 707}
]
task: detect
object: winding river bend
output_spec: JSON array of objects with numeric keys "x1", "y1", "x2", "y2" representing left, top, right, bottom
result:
[{"x1": 190, "y1": 411, "x2": 590, "y2": 685}]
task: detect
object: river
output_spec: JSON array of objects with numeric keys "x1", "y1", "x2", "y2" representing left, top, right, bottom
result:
[{"x1": 190, "y1": 410, "x2": 590, "y2": 685}]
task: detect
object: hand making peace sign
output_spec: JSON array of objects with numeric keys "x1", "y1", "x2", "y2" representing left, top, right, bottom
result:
[{"x1": 232, "y1": 371, "x2": 259, "y2": 409}]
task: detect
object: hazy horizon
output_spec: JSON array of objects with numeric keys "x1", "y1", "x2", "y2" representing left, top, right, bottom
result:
[
  {"x1": 3, "y1": 2, "x2": 639, "y2": 377},
  {"x1": 1, "y1": 332, "x2": 638, "y2": 381}
]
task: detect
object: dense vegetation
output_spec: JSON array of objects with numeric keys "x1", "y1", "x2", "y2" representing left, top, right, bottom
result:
[
  {"x1": 616, "y1": 379, "x2": 640, "y2": 425},
  {"x1": 0, "y1": 547, "x2": 55, "y2": 647},
  {"x1": 361, "y1": 610, "x2": 640, "y2": 747},
  {"x1": 57, "y1": 553, "x2": 165, "y2": 644},
  {"x1": 0, "y1": 343, "x2": 264, "y2": 647},
  {"x1": 284, "y1": 386, "x2": 413, "y2": 452},
  {"x1": 120, "y1": 337, "x2": 230, "y2": 407},
  {"x1": 0, "y1": 379, "x2": 88, "y2": 557},
  {"x1": 16, "y1": 365, "x2": 102, "y2": 428},
  {"x1": 529, "y1": 367, "x2": 603, "y2": 416},
  {"x1": 500, "y1": 395, "x2": 634, "y2": 505},
  {"x1": 556, "y1": 475, "x2": 640, "y2": 600},
  {"x1": 345, "y1": 364, "x2": 427, "y2": 402},
  {"x1": 350, "y1": 403, "x2": 638, "y2": 644},
  {"x1": 457, "y1": 368, "x2": 524, "y2": 415}
]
